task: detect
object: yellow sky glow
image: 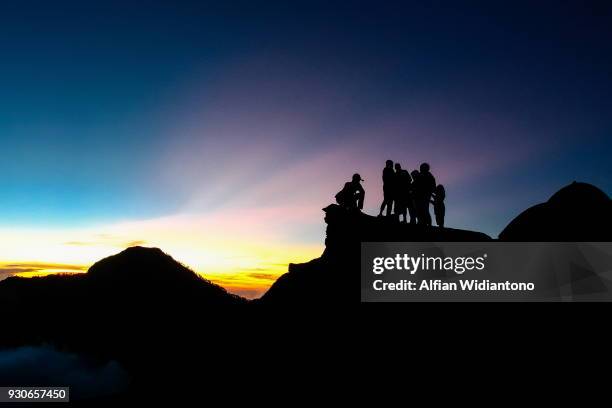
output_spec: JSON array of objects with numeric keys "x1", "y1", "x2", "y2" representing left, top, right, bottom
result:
[{"x1": 0, "y1": 208, "x2": 323, "y2": 299}]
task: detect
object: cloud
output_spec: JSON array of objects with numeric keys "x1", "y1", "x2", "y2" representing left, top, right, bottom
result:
[
  {"x1": 0, "y1": 262, "x2": 87, "y2": 280},
  {"x1": 0, "y1": 345, "x2": 129, "y2": 400},
  {"x1": 0, "y1": 268, "x2": 36, "y2": 279},
  {"x1": 64, "y1": 236, "x2": 147, "y2": 248},
  {"x1": 245, "y1": 272, "x2": 280, "y2": 281}
]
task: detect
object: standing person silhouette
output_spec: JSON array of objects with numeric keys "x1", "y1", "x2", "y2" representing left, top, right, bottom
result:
[
  {"x1": 414, "y1": 163, "x2": 436, "y2": 226},
  {"x1": 394, "y1": 164, "x2": 412, "y2": 223},
  {"x1": 410, "y1": 170, "x2": 420, "y2": 224},
  {"x1": 335, "y1": 173, "x2": 365, "y2": 210},
  {"x1": 378, "y1": 160, "x2": 395, "y2": 217},
  {"x1": 431, "y1": 184, "x2": 446, "y2": 228}
]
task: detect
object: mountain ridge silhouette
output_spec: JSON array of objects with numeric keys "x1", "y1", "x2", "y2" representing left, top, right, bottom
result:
[
  {"x1": 499, "y1": 181, "x2": 611, "y2": 241},
  {"x1": 259, "y1": 181, "x2": 610, "y2": 302},
  {"x1": 0, "y1": 245, "x2": 244, "y2": 313},
  {"x1": 258, "y1": 203, "x2": 491, "y2": 303},
  {"x1": 87, "y1": 245, "x2": 244, "y2": 304},
  {"x1": 1, "y1": 181, "x2": 609, "y2": 309},
  {"x1": 0, "y1": 181, "x2": 610, "y2": 400}
]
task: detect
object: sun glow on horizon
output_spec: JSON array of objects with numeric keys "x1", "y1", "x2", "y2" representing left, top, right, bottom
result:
[
  {"x1": 0, "y1": 207, "x2": 324, "y2": 299},
  {"x1": 3, "y1": 254, "x2": 316, "y2": 299},
  {"x1": 1, "y1": 247, "x2": 322, "y2": 299}
]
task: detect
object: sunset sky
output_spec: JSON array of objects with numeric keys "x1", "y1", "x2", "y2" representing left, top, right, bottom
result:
[{"x1": 1, "y1": 1, "x2": 611, "y2": 297}]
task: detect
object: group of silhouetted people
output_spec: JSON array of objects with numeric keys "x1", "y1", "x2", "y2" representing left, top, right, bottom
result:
[{"x1": 335, "y1": 161, "x2": 445, "y2": 227}]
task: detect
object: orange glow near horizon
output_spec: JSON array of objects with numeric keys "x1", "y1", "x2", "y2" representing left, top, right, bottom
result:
[
  {"x1": 4, "y1": 257, "x2": 312, "y2": 299},
  {"x1": 3, "y1": 262, "x2": 88, "y2": 278},
  {"x1": 0, "y1": 207, "x2": 324, "y2": 299}
]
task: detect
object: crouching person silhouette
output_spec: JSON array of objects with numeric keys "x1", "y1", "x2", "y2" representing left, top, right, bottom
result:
[{"x1": 336, "y1": 173, "x2": 365, "y2": 210}]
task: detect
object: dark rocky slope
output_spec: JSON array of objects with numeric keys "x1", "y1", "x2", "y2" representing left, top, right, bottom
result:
[
  {"x1": 0, "y1": 247, "x2": 245, "y2": 351},
  {"x1": 258, "y1": 204, "x2": 491, "y2": 304},
  {"x1": 499, "y1": 182, "x2": 611, "y2": 241},
  {"x1": 0, "y1": 181, "x2": 610, "y2": 401},
  {"x1": 260, "y1": 182, "x2": 611, "y2": 303}
]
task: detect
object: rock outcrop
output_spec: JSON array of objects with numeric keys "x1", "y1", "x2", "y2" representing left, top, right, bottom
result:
[
  {"x1": 258, "y1": 205, "x2": 491, "y2": 303},
  {"x1": 499, "y1": 182, "x2": 611, "y2": 241}
]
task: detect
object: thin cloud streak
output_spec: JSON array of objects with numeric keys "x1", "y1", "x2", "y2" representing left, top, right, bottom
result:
[{"x1": 0, "y1": 262, "x2": 87, "y2": 280}]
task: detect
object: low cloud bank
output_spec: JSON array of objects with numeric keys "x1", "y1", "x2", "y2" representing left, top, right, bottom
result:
[{"x1": 0, "y1": 345, "x2": 129, "y2": 399}]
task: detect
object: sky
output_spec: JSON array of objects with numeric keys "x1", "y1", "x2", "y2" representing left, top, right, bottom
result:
[{"x1": 1, "y1": 1, "x2": 611, "y2": 297}]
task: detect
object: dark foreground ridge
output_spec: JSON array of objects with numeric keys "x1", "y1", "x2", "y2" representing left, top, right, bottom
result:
[
  {"x1": 0, "y1": 247, "x2": 247, "y2": 401},
  {"x1": 0, "y1": 246, "x2": 245, "y2": 353},
  {"x1": 0, "y1": 182, "x2": 610, "y2": 400}
]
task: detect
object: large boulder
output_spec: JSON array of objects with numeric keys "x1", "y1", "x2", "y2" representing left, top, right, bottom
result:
[{"x1": 499, "y1": 182, "x2": 611, "y2": 241}]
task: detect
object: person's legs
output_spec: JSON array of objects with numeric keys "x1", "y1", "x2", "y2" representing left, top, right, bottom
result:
[
  {"x1": 379, "y1": 199, "x2": 391, "y2": 216},
  {"x1": 394, "y1": 200, "x2": 403, "y2": 221},
  {"x1": 437, "y1": 203, "x2": 445, "y2": 228},
  {"x1": 407, "y1": 199, "x2": 417, "y2": 224},
  {"x1": 425, "y1": 205, "x2": 432, "y2": 226},
  {"x1": 379, "y1": 188, "x2": 392, "y2": 216},
  {"x1": 356, "y1": 193, "x2": 364, "y2": 210},
  {"x1": 436, "y1": 213, "x2": 444, "y2": 227},
  {"x1": 416, "y1": 199, "x2": 425, "y2": 225}
]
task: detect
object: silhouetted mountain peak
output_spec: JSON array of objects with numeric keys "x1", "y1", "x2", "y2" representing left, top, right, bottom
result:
[
  {"x1": 122, "y1": 246, "x2": 165, "y2": 256},
  {"x1": 500, "y1": 182, "x2": 611, "y2": 241},
  {"x1": 0, "y1": 246, "x2": 246, "y2": 314},
  {"x1": 549, "y1": 181, "x2": 609, "y2": 207},
  {"x1": 85, "y1": 246, "x2": 246, "y2": 305},
  {"x1": 88, "y1": 246, "x2": 196, "y2": 283}
]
